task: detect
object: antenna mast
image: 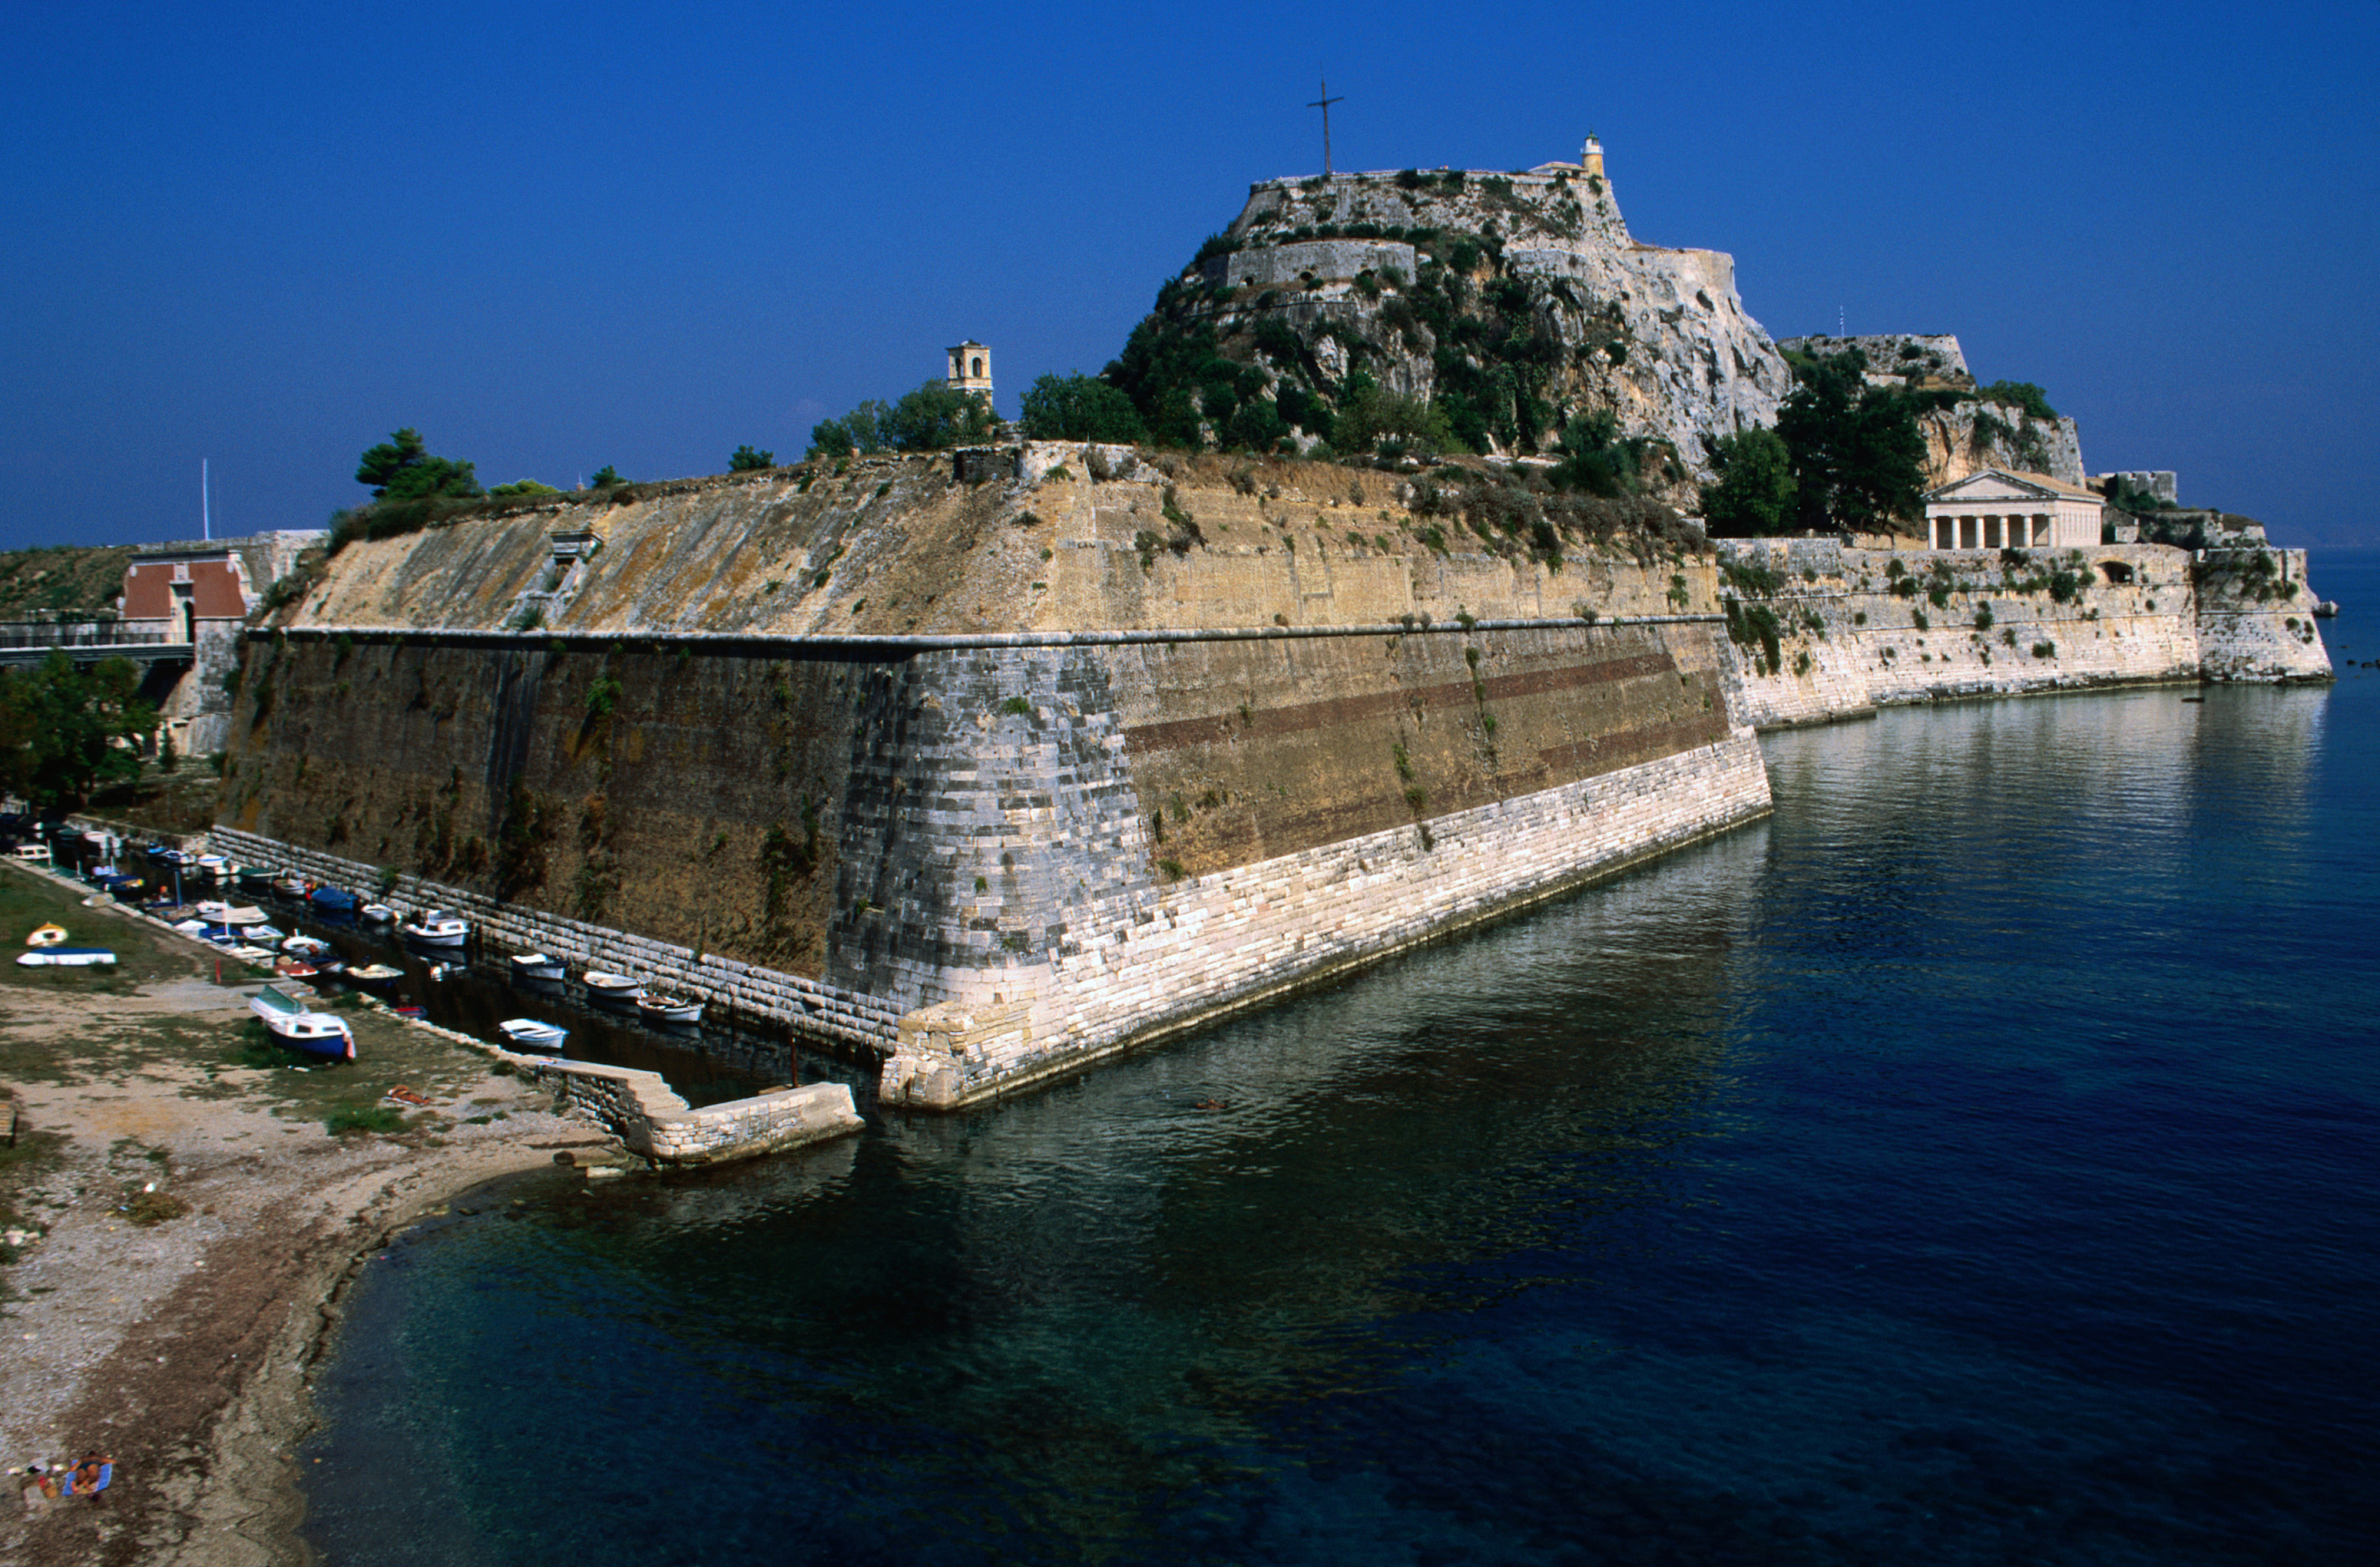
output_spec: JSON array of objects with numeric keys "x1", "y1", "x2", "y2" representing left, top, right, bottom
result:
[
  {"x1": 1308, "y1": 74, "x2": 1344, "y2": 175},
  {"x1": 202, "y1": 459, "x2": 211, "y2": 542}
]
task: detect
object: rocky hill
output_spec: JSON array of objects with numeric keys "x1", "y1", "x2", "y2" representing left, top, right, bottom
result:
[
  {"x1": 0, "y1": 544, "x2": 133, "y2": 619},
  {"x1": 1101, "y1": 142, "x2": 1791, "y2": 501},
  {"x1": 1777, "y1": 333, "x2": 2085, "y2": 486}
]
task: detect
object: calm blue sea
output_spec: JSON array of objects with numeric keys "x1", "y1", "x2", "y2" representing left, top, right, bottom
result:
[{"x1": 300, "y1": 556, "x2": 2380, "y2": 1567}]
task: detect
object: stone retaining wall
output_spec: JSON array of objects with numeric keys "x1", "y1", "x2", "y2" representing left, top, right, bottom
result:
[{"x1": 523, "y1": 1057, "x2": 862, "y2": 1164}]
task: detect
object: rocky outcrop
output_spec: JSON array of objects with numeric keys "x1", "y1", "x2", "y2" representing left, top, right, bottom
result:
[{"x1": 1134, "y1": 149, "x2": 1790, "y2": 491}]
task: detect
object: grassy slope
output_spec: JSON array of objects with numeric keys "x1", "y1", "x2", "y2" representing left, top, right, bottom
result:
[{"x1": 0, "y1": 545, "x2": 134, "y2": 619}]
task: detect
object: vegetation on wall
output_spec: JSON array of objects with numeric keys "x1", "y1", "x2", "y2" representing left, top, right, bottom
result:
[{"x1": 1019, "y1": 373, "x2": 1148, "y2": 443}]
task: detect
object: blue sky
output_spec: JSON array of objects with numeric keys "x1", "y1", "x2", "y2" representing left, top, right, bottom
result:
[{"x1": 5, "y1": 1, "x2": 2374, "y2": 550}]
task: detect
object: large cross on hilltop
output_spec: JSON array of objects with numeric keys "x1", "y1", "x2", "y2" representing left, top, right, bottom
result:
[{"x1": 1308, "y1": 75, "x2": 1343, "y2": 175}]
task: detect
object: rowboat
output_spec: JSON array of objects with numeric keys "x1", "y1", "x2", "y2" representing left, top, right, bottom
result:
[
  {"x1": 281, "y1": 935, "x2": 333, "y2": 961},
  {"x1": 583, "y1": 971, "x2": 645, "y2": 1005},
  {"x1": 26, "y1": 923, "x2": 68, "y2": 948},
  {"x1": 15, "y1": 946, "x2": 115, "y2": 967},
  {"x1": 270, "y1": 875, "x2": 309, "y2": 899},
  {"x1": 359, "y1": 903, "x2": 396, "y2": 925},
  {"x1": 235, "y1": 869, "x2": 278, "y2": 896},
  {"x1": 497, "y1": 1018, "x2": 568, "y2": 1051},
  {"x1": 194, "y1": 854, "x2": 229, "y2": 876},
  {"x1": 509, "y1": 952, "x2": 565, "y2": 982},
  {"x1": 400, "y1": 909, "x2": 470, "y2": 947},
  {"x1": 635, "y1": 991, "x2": 705, "y2": 1025},
  {"x1": 346, "y1": 962, "x2": 405, "y2": 989},
  {"x1": 249, "y1": 983, "x2": 355, "y2": 1061},
  {"x1": 275, "y1": 958, "x2": 319, "y2": 981}
]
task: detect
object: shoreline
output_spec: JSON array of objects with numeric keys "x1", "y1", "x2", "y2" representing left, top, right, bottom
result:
[{"x1": 0, "y1": 866, "x2": 620, "y2": 1566}]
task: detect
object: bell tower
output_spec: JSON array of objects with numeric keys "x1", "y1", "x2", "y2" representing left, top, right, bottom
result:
[{"x1": 945, "y1": 341, "x2": 993, "y2": 399}]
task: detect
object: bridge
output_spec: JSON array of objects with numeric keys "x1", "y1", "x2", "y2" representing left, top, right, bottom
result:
[{"x1": 0, "y1": 623, "x2": 193, "y2": 669}]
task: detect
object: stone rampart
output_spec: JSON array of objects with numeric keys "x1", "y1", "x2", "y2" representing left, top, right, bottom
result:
[
  {"x1": 217, "y1": 449, "x2": 1777, "y2": 1108},
  {"x1": 1712, "y1": 541, "x2": 2331, "y2": 729}
]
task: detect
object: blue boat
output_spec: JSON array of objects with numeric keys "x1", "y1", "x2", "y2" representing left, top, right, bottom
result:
[{"x1": 310, "y1": 885, "x2": 361, "y2": 915}]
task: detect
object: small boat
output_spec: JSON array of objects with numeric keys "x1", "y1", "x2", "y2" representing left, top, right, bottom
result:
[
  {"x1": 583, "y1": 970, "x2": 645, "y2": 1005},
  {"x1": 359, "y1": 903, "x2": 396, "y2": 925},
  {"x1": 270, "y1": 875, "x2": 309, "y2": 899},
  {"x1": 195, "y1": 853, "x2": 229, "y2": 875},
  {"x1": 25, "y1": 923, "x2": 68, "y2": 948},
  {"x1": 201, "y1": 902, "x2": 271, "y2": 926},
  {"x1": 635, "y1": 990, "x2": 705, "y2": 1025},
  {"x1": 228, "y1": 944, "x2": 277, "y2": 963},
  {"x1": 427, "y1": 961, "x2": 466, "y2": 982},
  {"x1": 248, "y1": 983, "x2": 355, "y2": 1061},
  {"x1": 149, "y1": 846, "x2": 191, "y2": 866},
  {"x1": 236, "y1": 869, "x2": 278, "y2": 896},
  {"x1": 347, "y1": 962, "x2": 405, "y2": 989},
  {"x1": 310, "y1": 885, "x2": 361, "y2": 916},
  {"x1": 400, "y1": 909, "x2": 470, "y2": 947},
  {"x1": 281, "y1": 935, "x2": 332, "y2": 961},
  {"x1": 172, "y1": 918, "x2": 208, "y2": 935},
  {"x1": 497, "y1": 1018, "x2": 568, "y2": 1051},
  {"x1": 275, "y1": 957, "x2": 319, "y2": 981},
  {"x1": 313, "y1": 957, "x2": 348, "y2": 979},
  {"x1": 17, "y1": 946, "x2": 116, "y2": 967},
  {"x1": 509, "y1": 952, "x2": 565, "y2": 982}
]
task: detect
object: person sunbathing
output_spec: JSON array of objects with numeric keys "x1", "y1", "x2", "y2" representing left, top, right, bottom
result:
[{"x1": 65, "y1": 1454, "x2": 110, "y2": 1498}]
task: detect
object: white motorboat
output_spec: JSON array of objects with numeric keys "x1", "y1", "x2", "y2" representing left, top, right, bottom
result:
[
  {"x1": 509, "y1": 952, "x2": 565, "y2": 982},
  {"x1": 16, "y1": 946, "x2": 115, "y2": 967},
  {"x1": 635, "y1": 990, "x2": 705, "y2": 1025},
  {"x1": 195, "y1": 853, "x2": 229, "y2": 875},
  {"x1": 248, "y1": 983, "x2": 356, "y2": 1061},
  {"x1": 228, "y1": 944, "x2": 277, "y2": 963},
  {"x1": 496, "y1": 1018, "x2": 568, "y2": 1051},
  {"x1": 359, "y1": 903, "x2": 397, "y2": 924},
  {"x1": 400, "y1": 909, "x2": 470, "y2": 947},
  {"x1": 346, "y1": 962, "x2": 405, "y2": 989},
  {"x1": 281, "y1": 935, "x2": 333, "y2": 961},
  {"x1": 582, "y1": 970, "x2": 645, "y2": 1005},
  {"x1": 270, "y1": 875, "x2": 309, "y2": 899}
]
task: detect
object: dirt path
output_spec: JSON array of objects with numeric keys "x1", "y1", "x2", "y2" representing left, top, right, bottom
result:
[{"x1": 0, "y1": 864, "x2": 610, "y2": 1564}]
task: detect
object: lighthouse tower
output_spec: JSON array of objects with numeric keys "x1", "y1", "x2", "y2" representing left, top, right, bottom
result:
[{"x1": 1580, "y1": 133, "x2": 1604, "y2": 179}]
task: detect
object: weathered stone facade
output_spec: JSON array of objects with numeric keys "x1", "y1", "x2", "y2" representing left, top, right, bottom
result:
[{"x1": 1710, "y1": 539, "x2": 2332, "y2": 731}]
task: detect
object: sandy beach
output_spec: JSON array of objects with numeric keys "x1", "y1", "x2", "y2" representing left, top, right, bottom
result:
[{"x1": 1, "y1": 863, "x2": 612, "y2": 1565}]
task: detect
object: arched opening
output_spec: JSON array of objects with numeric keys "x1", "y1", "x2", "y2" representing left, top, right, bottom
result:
[
  {"x1": 971, "y1": 357, "x2": 984, "y2": 379},
  {"x1": 183, "y1": 600, "x2": 197, "y2": 643},
  {"x1": 2100, "y1": 561, "x2": 2134, "y2": 585}
]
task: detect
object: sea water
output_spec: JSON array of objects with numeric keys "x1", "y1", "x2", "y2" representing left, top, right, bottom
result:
[{"x1": 300, "y1": 559, "x2": 2380, "y2": 1566}]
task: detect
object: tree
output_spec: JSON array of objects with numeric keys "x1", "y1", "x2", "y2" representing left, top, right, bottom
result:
[
  {"x1": 878, "y1": 383, "x2": 997, "y2": 450},
  {"x1": 728, "y1": 445, "x2": 775, "y2": 471},
  {"x1": 808, "y1": 400, "x2": 889, "y2": 460},
  {"x1": 355, "y1": 428, "x2": 482, "y2": 502},
  {"x1": 1018, "y1": 373, "x2": 1148, "y2": 443},
  {"x1": 0, "y1": 652, "x2": 159, "y2": 809},
  {"x1": 487, "y1": 479, "x2": 561, "y2": 498},
  {"x1": 588, "y1": 466, "x2": 626, "y2": 488},
  {"x1": 1773, "y1": 349, "x2": 1925, "y2": 533},
  {"x1": 1699, "y1": 428, "x2": 1797, "y2": 536}
]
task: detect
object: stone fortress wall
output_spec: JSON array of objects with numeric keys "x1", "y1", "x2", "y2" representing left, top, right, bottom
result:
[
  {"x1": 217, "y1": 446, "x2": 1774, "y2": 1109},
  {"x1": 1709, "y1": 537, "x2": 2333, "y2": 730}
]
